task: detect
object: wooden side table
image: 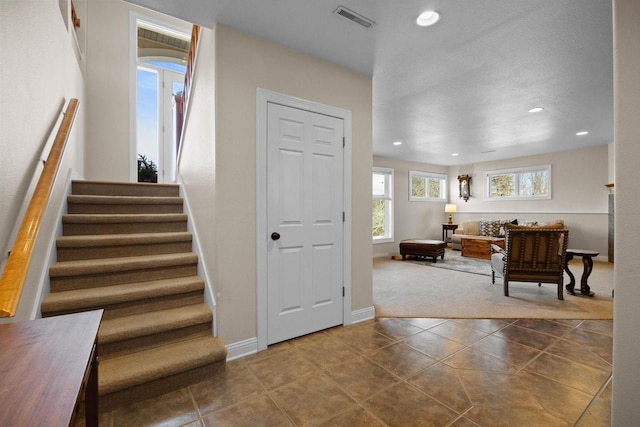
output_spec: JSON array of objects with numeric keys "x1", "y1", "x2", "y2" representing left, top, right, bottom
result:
[
  {"x1": 0, "y1": 310, "x2": 103, "y2": 427},
  {"x1": 564, "y1": 249, "x2": 598, "y2": 296},
  {"x1": 442, "y1": 223, "x2": 458, "y2": 243}
]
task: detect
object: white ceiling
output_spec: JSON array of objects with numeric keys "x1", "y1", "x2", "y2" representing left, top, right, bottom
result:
[{"x1": 128, "y1": 0, "x2": 613, "y2": 166}]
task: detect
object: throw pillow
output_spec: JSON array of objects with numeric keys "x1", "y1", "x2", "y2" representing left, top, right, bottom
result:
[
  {"x1": 479, "y1": 219, "x2": 500, "y2": 237},
  {"x1": 497, "y1": 219, "x2": 518, "y2": 237}
]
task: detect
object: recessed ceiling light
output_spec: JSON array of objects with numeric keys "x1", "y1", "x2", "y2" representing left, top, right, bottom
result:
[
  {"x1": 451, "y1": 153, "x2": 459, "y2": 156},
  {"x1": 416, "y1": 11, "x2": 440, "y2": 27},
  {"x1": 576, "y1": 131, "x2": 589, "y2": 136},
  {"x1": 393, "y1": 141, "x2": 402, "y2": 146},
  {"x1": 528, "y1": 107, "x2": 544, "y2": 113}
]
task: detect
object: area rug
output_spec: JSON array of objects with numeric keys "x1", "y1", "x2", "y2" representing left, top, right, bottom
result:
[
  {"x1": 407, "y1": 249, "x2": 492, "y2": 276},
  {"x1": 374, "y1": 255, "x2": 613, "y2": 320}
]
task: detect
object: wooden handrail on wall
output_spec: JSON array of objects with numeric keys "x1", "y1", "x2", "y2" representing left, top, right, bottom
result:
[
  {"x1": 184, "y1": 25, "x2": 200, "y2": 109},
  {"x1": 0, "y1": 98, "x2": 79, "y2": 317},
  {"x1": 176, "y1": 25, "x2": 200, "y2": 156}
]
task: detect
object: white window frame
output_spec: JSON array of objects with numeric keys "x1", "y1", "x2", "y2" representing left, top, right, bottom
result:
[
  {"x1": 409, "y1": 170, "x2": 447, "y2": 201},
  {"x1": 485, "y1": 165, "x2": 552, "y2": 200},
  {"x1": 372, "y1": 167, "x2": 394, "y2": 244}
]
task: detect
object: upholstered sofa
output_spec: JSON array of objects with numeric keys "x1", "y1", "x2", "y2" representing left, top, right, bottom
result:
[{"x1": 451, "y1": 219, "x2": 556, "y2": 250}]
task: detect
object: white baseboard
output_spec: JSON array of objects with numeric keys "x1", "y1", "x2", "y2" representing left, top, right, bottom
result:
[
  {"x1": 177, "y1": 175, "x2": 218, "y2": 336},
  {"x1": 226, "y1": 306, "x2": 376, "y2": 361},
  {"x1": 350, "y1": 306, "x2": 376, "y2": 324},
  {"x1": 226, "y1": 337, "x2": 258, "y2": 361}
]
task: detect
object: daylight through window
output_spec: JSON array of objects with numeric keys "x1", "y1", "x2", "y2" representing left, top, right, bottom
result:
[
  {"x1": 409, "y1": 171, "x2": 447, "y2": 201},
  {"x1": 485, "y1": 165, "x2": 551, "y2": 200},
  {"x1": 372, "y1": 167, "x2": 394, "y2": 243}
]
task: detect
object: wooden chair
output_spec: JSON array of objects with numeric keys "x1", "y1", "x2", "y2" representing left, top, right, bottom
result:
[{"x1": 490, "y1": 223, "x2": 569, "y2": 300}]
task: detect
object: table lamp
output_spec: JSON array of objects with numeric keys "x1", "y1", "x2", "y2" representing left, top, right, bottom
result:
[{"x1": 445, "y1": 204, "x2": 457, "y2": 224}]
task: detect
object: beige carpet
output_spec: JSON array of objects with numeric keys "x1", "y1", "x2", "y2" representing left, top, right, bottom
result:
[{"x1": 374, "y1": 253, "x2": 613, "y2": 319}]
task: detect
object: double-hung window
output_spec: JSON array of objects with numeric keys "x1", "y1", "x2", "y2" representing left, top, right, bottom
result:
[
  {"x1": 409, "y1": 171, "x2": 447, "y2": 201},
  {"x1": 372, "y1": 167, "x2": 394, "y2": 243},
  {"x1": 485, "y1": 165, "x2": 551, "y2": 200}
]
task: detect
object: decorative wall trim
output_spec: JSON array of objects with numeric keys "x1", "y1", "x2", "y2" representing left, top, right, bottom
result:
[{"x1": 454, "y1": 211, "x2": 607, "y2": 215}]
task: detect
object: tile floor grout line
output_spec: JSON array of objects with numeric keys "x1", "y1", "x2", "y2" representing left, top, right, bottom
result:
[
  {"x1": 446, "y1": 406, "x2": 480, "y2": 427},
  {"x1": 263, "y1": 388, "x2": 298, "y2": 426},
  {"x1": 513, "y1": 336, "x2": 563, "y2": 374},
  {"x1": 539, "y1": 341, "x2": 613, "y2": 373},
  {"x1": 573, "y1": 374, "x2": 612, "y2": 427},
  {"x1": 519, "y1": 364, "x2": 605, "y2": 398},
  {"x1": 195, "y1": 357, "x2": 298, "y2": 423},
  {"x1": 404, "y1": 369, "x2": 475, "y2": 421},
  {"x1": 512, "y1": 320, "x2": 578, "y2": 339},
  {"x1": 91, "y1": 318, "x2": 612, "y2": 426},
  {"x1": 186, "y1": 385, "x2": 205, "y2": 424}
]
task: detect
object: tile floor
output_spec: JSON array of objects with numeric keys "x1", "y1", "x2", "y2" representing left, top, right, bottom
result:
[{"x1": 89, "y1": 317, "x2": 612, "y2": 426}]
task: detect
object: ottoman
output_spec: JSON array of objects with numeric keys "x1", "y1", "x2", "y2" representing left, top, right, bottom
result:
[{"x1": 399, "y1": 239, "x2": 446, "y2": 263}]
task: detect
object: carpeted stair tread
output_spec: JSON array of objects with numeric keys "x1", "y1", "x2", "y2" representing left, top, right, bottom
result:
[
  {"x1": 56, "y1": 232, "x2": 192, "y2": 248},
  {"x1": 67, "y1": 195, "x2": 184, "y2": 214},
  {"x1": 99, "y1": 304, "x2": 212, "y2": 344},
  {"x1": 72, "y1": 180, "x2": 179, "y2": 197},
  {"x1": 99, "y1": 336, "x2": 227, "y2": 396},
  {"x1": 41, "y1": 276, "x2": 205, "y2": 314},
  {"x1": 49, "y1": 252, "x2": 198, "y2": 278},
  {"x1": 44, "y1": 179, "x2": 225, "y2": 406},
  {"x1": 68, "y1": 195, "x2": 183, "y2": 205},
  {"x1": 62, "y1": 213, "x2": 188, "y2": 224}
]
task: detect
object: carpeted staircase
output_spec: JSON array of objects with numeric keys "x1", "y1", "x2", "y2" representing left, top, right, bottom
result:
[{"x1": 40, "y1": 180, "x2": 226, "y2": 410}]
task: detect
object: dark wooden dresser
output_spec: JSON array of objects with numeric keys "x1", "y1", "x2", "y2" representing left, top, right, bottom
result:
[{"x1": 0, "y1": 310, "x2": 103, "y2": 426}]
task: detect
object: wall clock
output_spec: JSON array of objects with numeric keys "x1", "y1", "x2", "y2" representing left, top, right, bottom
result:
[{"x1": 458, "y1": 174, "x2": 471, "y2": 202}]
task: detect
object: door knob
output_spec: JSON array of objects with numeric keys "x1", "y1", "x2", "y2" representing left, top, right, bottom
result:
[{"x1": 271, "y1": 232, "x2": 281, "y2": 241}]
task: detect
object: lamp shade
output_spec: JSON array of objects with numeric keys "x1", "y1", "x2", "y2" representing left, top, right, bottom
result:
[{"x1": 445, "y1": 204, "x2": 457, "y2": 213}]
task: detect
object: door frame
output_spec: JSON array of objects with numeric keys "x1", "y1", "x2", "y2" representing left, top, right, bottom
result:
[
  {"x1": 256, "y1": 89, "x2": 352, "y2": 351},
  {"x1": 135, "y1": 64, "x2": 184, "y2": 183},
  {"x1": 128, "y1": 12, "x2": 191, "y2": 182}
]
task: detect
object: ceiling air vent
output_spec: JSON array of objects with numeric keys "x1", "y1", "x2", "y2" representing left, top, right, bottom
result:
[{"x1": 333, "y1": 6, "x2": 375, "y2": 29}]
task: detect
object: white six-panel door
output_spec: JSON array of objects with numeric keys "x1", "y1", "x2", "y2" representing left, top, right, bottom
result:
[{"x1": 267, "y1": 102, "x2": 344, "y2": 345}]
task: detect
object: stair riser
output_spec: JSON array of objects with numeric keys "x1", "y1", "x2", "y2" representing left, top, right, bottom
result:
[
  {"x1": 63, "y1": 221, "x2": 187, "y2": 235},
  {"x1": 100, "y1": 361, "x2": 225, "y2": 411},
  {"x1": 101, "y1": 292, "x2": 205, "y2": 320},
  {"x1": 57, "y1": 241, "x2": 193, "y2": 262},
  {"x1": 42, "y1": 291, "x2": 205, "y2": 320},
  {"x1": 73, "y1": 181, "x2": 179, "y2": 197},
  {"x1": 50, "y1": 264, "x2": 198, "y2": 292},
  {"x1": 101, "y1": 324, "x2": 212, "y2": 360},
  {"x1": 68, "y1": 204, "x2": 184, "y2": 215}
]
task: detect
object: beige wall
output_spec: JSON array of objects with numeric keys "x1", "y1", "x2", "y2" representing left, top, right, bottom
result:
[
  {"x1": 373, "y1": 145, "x2": 609, "y2": 259},
  {"x1": 0, "y1": 0, "x2": 85, "y2": 320},
  {"x1": 372, "y1": 156, "x2": 449, "y2": 258},
  {"x1": 84, "y1": 0, "x2": 191, "y2": 181},
  {"x1": 449, "y1": 145, "x2": 608, "y2": 213},
  {"x1": 215, "y1": 25, "x2": 373, "y2": 343},
  {"x1": 612, "y1": 0, "x2": 640, "y2": 423},
  {"x1": 447, "y1": 145, "x2": 609, "y2": 257},
  {"x1": 177, "y1": 26, "x2": 218, "y2": 309}
]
